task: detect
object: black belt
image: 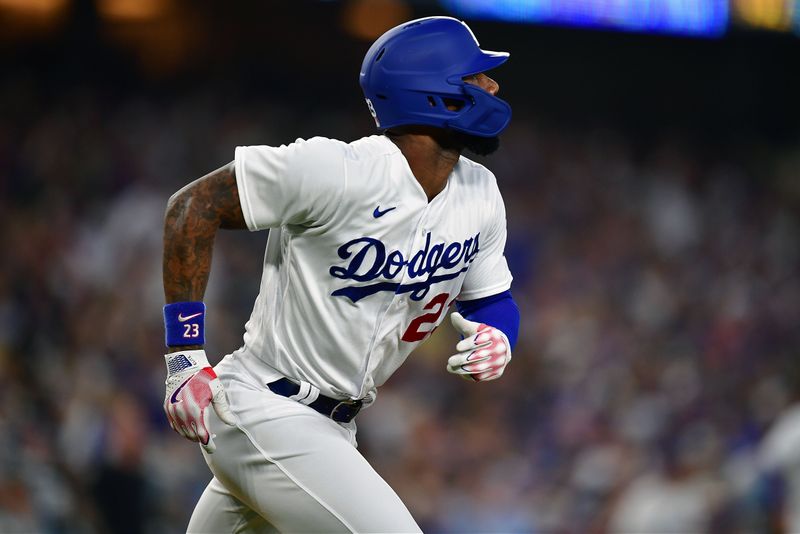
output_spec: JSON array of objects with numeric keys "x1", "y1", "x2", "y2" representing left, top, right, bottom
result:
[{"x1": 267, "y1": 378, "x2": 363, "y2": 423}]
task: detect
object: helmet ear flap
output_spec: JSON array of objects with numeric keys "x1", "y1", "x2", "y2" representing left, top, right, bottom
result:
[{"x1": 446, "y1": 83, "x2": 511, "y2": 137}]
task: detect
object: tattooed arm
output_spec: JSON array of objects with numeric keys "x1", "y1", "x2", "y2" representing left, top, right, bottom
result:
[
  {"x1": 161, "y1": 163, "x2": 242, "y2": 450},
  {"x1": 163, "y1": 161, "x2": 246, "y2": 327}
]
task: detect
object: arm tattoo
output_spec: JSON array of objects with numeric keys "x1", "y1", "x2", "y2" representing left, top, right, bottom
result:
[{"x1": 163, "y1": 162, "x2": 246, "y2": 305}]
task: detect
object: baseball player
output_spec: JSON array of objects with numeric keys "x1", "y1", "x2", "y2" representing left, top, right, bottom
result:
[{"x1": 162, "y1": 16, "x2": 520, "y2": 533}]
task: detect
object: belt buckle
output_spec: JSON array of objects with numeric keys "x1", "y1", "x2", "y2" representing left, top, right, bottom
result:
[{"x1": 330, "y1": 399, "x2": 363, "y2": 422}]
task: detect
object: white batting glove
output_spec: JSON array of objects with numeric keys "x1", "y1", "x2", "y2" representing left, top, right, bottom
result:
[
  {"x1": 447, "y1": 312, "x2": 512, "y2": 382},
  {"x1": 164, "y1": 349, "x2": 236, "y2": 453}
]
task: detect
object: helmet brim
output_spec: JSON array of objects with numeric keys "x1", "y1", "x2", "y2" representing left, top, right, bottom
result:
[{"x1": 459, "y1": 49, "x2": 510, "y2": 78}]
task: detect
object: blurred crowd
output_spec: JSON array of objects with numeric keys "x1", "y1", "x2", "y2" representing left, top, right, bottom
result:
[{"x1": 1, "y1": 72, "x2": 799, "y2": 533}]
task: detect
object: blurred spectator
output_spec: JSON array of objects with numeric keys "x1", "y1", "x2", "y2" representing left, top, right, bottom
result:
[
  {"x1": 609, "y1": 422, "x2": 726, "y2": 533},
  {"x1": 758, "y1": 400, "x2": 800, "y2": 534}
]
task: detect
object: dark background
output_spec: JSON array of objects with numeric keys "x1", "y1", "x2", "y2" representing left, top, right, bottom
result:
[{"x1": 1, "y1": 0, "x2": 799, "y2": 532}]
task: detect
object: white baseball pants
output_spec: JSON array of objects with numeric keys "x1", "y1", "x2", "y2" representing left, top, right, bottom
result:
[{"x1": 186, "y1": 356, "x2": 421, "y2": 533}]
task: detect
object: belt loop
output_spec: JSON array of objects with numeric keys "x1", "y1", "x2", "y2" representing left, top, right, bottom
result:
[{"x1": 289, "y1": 380, "x2": 320, "y2": 406}]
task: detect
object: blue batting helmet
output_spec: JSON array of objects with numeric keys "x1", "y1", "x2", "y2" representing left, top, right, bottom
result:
[{"x1": 359, "y1": 16, "x2": 511, "y2": 138}]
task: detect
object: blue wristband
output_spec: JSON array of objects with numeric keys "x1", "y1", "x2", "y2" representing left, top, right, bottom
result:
[
  {"x1": 456, "y1": 290, "x2": 520, "y2": 350},
  {"x1": 164, "y1": 301, "x2": 206, "y2": 347}
]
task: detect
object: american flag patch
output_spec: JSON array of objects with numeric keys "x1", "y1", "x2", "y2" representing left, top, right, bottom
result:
[{"x1": 167, "y1": 354, "x2": 194, "y2": 374}]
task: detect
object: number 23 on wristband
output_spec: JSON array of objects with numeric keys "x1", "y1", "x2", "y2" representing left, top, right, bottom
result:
[{"x1": 184, "y1": 323, "x2": 200, "y2": 338}]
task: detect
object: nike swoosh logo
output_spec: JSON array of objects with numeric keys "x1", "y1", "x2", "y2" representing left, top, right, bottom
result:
[
  {"x1": 178, "y1": 312, "x2": 203, "y2": 322},
  {"x1": 170, "y1": 376, "x2": 193, "y2": 404},
  {"x1": 373, "y1": 206, "x2": 396, "y2": 218}
]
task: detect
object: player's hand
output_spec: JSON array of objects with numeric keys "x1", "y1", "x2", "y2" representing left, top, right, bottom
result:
[
  {"x1": 447, "y1": 312, "x2": 511, "y2": 382},
  {"x1": 164, "y1": 349, "x2": 236, "y2": 453}
]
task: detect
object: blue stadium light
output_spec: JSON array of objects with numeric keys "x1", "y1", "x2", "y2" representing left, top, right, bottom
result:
[{"x1": 439, "y1": 0, "x2": 730, "y2": 37}]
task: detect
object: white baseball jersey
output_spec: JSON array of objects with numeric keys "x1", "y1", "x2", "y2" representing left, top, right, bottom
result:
[{"x1": 232, "y1": 135, "x2": 512, "y2": 402}]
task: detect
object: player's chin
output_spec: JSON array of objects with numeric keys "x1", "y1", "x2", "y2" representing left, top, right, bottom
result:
[{"x1": 451, "y1": 131, "x2": 501, "y2": 157}]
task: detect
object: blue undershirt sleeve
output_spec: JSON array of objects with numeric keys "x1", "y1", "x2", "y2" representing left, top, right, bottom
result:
[{"x1": 455, "y1": 290, "x2": 520, "y2": 350}]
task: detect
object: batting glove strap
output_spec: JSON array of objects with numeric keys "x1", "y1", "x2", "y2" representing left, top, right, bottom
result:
[{"x1": 165, "y1": 349, "x2": 209, "y2": 380}]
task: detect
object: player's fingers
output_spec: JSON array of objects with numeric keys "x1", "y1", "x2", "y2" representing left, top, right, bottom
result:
[
  {"x1": 201, "y1": 433, "x2": 217, "y2": 454},
  {"x1": 447, "y1": 353, "x2": 470, "y2": 374},
  {"x1": 455, "y1": 334, "x2": 490, "y2": 353},
  {"x1": 450, "y1": 312, "x2": 479, "y2": 337},
  {"x1": 199, "y1": 408, "x2": 220, "y2": 454},
  {"x1": 171, "y1": 403, "x2": 192, "y2": 440},
  {"x1": 176, "y1": 423, "x2": 191, "y2": 440},
  {"x1": 166, "y1": 415, "x2": 179, "y2": 434},
  {"x1": 167, "y1": 414, "x2": 184, "y2": 437},
  {"x1": 166, "y1": 410, "x2": 180, "y2": 434},
  {"x1": 468, "y1": 347, "x2": 492, "y2": 362},
  {"x1": 173, "y1": 400, "x2": 191, "y2": 427},
  {"x1": 449, "y1": 349, "x2": 489, "y2": 367},
  {"x1": 197, "y1": 407, "x2": 212, "y2": 444},
  {"x1": 455, "y1": 338, "x2": 475, "y2": 353},
  {"x1": 186, "y1": 421, "x2": 200, "y2": 442},
  {"x1": 210, "y1": 379, "x2": 237, "y2": 426},
  {"x1": 213, "y1": 401, "x2": 237, "y2": 427},
  {"x1": 447, "y1": 352, "x2": 487, "y2": 374},
  {"x1": 166, "y1": 402, "x2": 181, "y2": 428},
  {"x1": 168, "y1": 403, "x2": 194, "y2": 440},
  {"x1": 462, "y1": 358, "x2": 494, "y2": 374}
]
